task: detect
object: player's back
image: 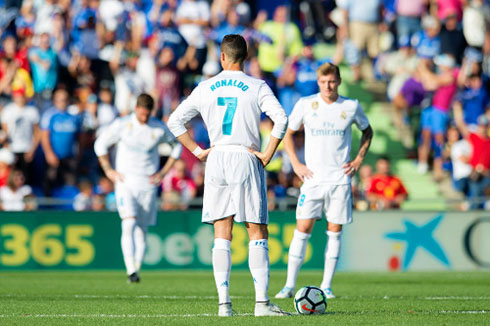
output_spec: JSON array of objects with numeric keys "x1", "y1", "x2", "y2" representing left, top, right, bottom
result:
[{"x1": 197, "y1": 70, "x2": 265, "y2": 150}]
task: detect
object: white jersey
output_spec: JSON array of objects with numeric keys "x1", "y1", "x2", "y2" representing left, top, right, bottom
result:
[
  {"x1": 0, "y1": 185, "x2": 32, "y2": 211},
  {"x1": 1, "y1": 103, "x2": 40, "y2": 153},
  {"x1": 168, "y1": 70, "x2": 288, "y2": 150},
  {"x1": 289, "y1": 94, "x2": 370, "y2": 185},
  {"x1": 94, "y1": 114, "x2": 182, "y2": 179}
]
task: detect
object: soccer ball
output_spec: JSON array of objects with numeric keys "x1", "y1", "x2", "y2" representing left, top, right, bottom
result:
[{"x1": 294, "y1": 286, "x2": 327, "y2": 315}]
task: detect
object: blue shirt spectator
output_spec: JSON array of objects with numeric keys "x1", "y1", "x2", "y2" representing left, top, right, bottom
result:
[
  {"x1": 28, "y1": 33, "x2": 57, "y2": 93},
  {"x1": 412, "y1": 29, "x2": 441, "y2": 59},
  {"x1": 154, "y1": 9, "x2": 188, "y2": 60},
  {"x1": 455, "y1": 74, "x2": 488, "y2": 127},
  {"x1": 46, "y1": 110, "x2": 81, "y2": 159}
]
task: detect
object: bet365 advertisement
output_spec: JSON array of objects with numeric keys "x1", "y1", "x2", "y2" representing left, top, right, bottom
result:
[{"x1": 0, "y1": 211, "x2": 488, "y2": 270}]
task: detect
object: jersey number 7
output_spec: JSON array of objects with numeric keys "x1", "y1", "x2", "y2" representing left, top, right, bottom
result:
[{"x1": 218, "y1": 97, "x2": 237, "y2": 135}]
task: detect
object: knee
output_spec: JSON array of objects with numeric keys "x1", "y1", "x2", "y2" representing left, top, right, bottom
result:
[{"x1": 247, "y1": 224, "x2": 268, "y2": 240}]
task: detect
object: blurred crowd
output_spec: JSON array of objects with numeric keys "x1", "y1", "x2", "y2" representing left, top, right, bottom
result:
[{"x1": 0, "y1": 0, "x2": 488, "y2": 211}]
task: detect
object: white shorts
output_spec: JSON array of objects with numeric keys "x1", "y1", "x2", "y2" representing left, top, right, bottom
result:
[
  {"x1": 296, "y1": 182, "x2": 353, "y2": 225},
  {"x1": 115, "y1": 176, "x2": 158, "y2": 227},
  {"x1": 202, "y1": 145, "x2": 268, "y2": 224}
]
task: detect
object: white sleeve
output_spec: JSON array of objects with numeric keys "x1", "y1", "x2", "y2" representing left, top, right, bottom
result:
[
  {"x1": 258, "y1": 82, "x2": 288, "y2": 139},
  {"x1": 288, "y1": 99, "x2": 305, "y2": 131},
  {"x1": 0, "y1": 107, "x2": 9, "y2": 125},
  {"x1": 31, "y1": 108, "x2": 40, "y2": 125},
  {"x1": 199, "y1": 1, "x2": 211, "y2": 21},
  {"x1": 353, "y1": 100, "x2": 370, "y2": 131},
  {"x1": 94, "y1": 118, "x2": 123, "y2": 156},
  {"x1": 160, "y1": 122, "x2": 183, "y2": 159},
  {"x1": 168, "y1": 86, "x2": 201, "y2": 137}
]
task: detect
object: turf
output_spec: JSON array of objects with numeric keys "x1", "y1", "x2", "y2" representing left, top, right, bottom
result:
[{"x1": 0, "y1": 270, "x2": 489, "y2": 325}]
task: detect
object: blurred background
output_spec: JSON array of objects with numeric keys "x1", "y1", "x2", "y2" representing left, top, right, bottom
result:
[{"x1": 0, "y1": 0, "x2": 488, "y2": 213}]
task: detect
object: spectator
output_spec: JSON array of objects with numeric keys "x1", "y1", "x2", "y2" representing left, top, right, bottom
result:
[
  {"x1": 110, "y1": 43, "x2": 148, "y2": 116},
  {"x1": 91, "y1": 193, "x2": 106, "y2": 211},
  {"x1": 448, "y1": 126, "x2": 472, "y2": 197},
  {"x1": 439, "y1": 8, "x2": 467, "y2": 64},
  {"x1": 456, "y1": 114, "x2": 490, "y2": 209},
  {"x1": 0, "y1": 148, "x2": 14, "y2": 188},
  {"x1": 353, "y1": 164, "x2": 373, "y2": 210},
  {"x1": 257, "y1": 5, "x2": 303, "y2": 81},
  {"x1": 40, "y1": 88, "x2": 81, "y2": 195},
  {"x1": 175, "y1": 0, "x2": 210, "y2": 68},
  {"x1": 340, "y1": 0, "x2": 385, "y2": 81},
  {"x1": 395, "y1": 0, "x2": 427, "y2": 44},
  {"x1": 1, "y1": 88, "x2": 40, "y2": 184},
  {"x1": 28, "y1": 32, "x2": 57, "y2": 110},
  {"x1": 367, "y1": 156, "x2": 408, "y2": 209},
  {"x1": 95, "y1": 86, "x2": 118, "y2": 137},
  {"x1": 150, "y1": 9, "x2": 188, "y2": 60},
  {"x1": 73, "y1": 179, "x2": 93, "y2": 211},
  {"x1": 453, "y1": 72, "x2": 488, "y2": 130},
  {"x1": 0, "y1": 168, "x2": 35, "y2": 211},
  {"x1": 161, "y1": 159, "x2": 196, "y2": 210},
  {"x1": 462, "y1": 0, "x2": 485, "y2": 50},
  {"x1": 412, "y1": 15, "x2": 441, "y2": 60},
  {"x1": 154, "y1": 47, "x2": 181, "y2": 118},
  {"x1": 417, "y1": 54, "x2": 459, "y2": 180},
  {"x1": 95, "y1": 176, "x2": 116, "y2": 211}
]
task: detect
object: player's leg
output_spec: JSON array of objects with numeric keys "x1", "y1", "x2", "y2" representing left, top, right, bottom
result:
[
  {"x1": 320, "y1": 184, "x2": 352, "y2": 298},
  {"x1": 120, "y1": 217, "x2": 139, "y2": 282},
  {"x1": 276, "y1": 184, "x2": 323, "y2": 298},
  {"x1": 213, "y1": 216, "x2": 234, "y2": 312},
  {"x1": 320, "y1": 222, "x2": 342, "y2": 298},
  {"x1": 133, "y1": 223, "x2": 147, "y2": 273},
  {"x1": 133, "y1": 188, "x2": 158, "y2": 275},
  {"x1": 275, "y1": 219, "x2": 315, "y2": 299},
  {"x1": 115, "y1": 181, "x2": 140, "y2": 282},
  {"x1": 246, "y1": 222, "x2": 289, "y2": 316}
]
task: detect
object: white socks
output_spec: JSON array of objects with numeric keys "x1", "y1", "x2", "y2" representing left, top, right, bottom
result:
[
  {"x1": 320, "y1": 230, "x2": 342, "y2": 289},
  {"x1": 249, "y1": 239, "x2": 269, "y2": 302},
  {"x1": 121, "y1": 218, "x2": 137, "y2": 275},
  {"x1": 285, "y1": 230, "x2": 311, "y2": 289},
  {"x1": 134, "y1": 224, "x2": 147, "y2": 272},
  {"x1": 121, "y1": 219, "x2": 147, "y2": 275},
  {"x1": 213, "y1": 238, "x2": 231, "y2": 304}
]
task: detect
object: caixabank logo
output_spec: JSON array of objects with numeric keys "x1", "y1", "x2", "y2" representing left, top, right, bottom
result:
[
  {"x1": 384, "y1": 214, "x2": 490, "y2": 271},
  {"x1": 384, "y1": 214, "x2": 450, "y2": 271}
]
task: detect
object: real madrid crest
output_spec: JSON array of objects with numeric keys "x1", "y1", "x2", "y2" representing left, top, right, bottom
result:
[
  {"x1": 340, "y1": 111, "x2": 347, "y2": 119},
  {"x1": 311, "y1": 101, "x2": 319, "y2": 110}
]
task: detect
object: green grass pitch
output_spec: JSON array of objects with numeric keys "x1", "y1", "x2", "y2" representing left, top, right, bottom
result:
[{"x1": 1, "y1": 270, "x2": 489, "y2": 325}]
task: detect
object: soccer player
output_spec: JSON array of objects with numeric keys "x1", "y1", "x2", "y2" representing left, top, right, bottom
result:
[
  {"x1": 94, "y1": 93, "x2": 182, "y2": 283},
  {"x1": 168, "y1": 34, "x2": 289, "y2": 317},
  {"x1": 275, "y1": 62, "x2": 373, "y2": 299}
]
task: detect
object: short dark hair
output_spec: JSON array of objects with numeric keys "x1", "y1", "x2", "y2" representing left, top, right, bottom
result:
[
  {"x1": 378, "y1": 156, "x2": 390, "y2": 163},
  {"x1": 220, "y1": 34, "x2": 248, "y2": 65},
  {"x1": 136, "y1": 93, "x2": 154, "y2": 110}
]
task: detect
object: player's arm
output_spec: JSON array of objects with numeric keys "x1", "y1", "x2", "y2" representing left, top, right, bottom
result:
[
  {"x1": 94, "y1": 119, "x2": 123, "y2": 183},
  {"x1": 343, "y1": 125, "x2": 373, "y2": 176},
  {"x1": 283, "y1": 128, "x2": 313, "y2": 181},
  {"x1": 150, "y1": 127, "x2": 183, "y2": 184},
  {"x1": 453, "y1": 101, "x2": 470, "y2": 139},
  {"x1": 168, "y1": 87, "x2": 211, "y2": 161},
  {"x1": 252, "y1": 82, "x2": 288, "y2": 166}
]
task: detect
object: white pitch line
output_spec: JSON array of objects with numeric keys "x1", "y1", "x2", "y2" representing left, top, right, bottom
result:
[
  {"x1": 0, "y1": 313, "x2": 254, "y2": 318},
  {"x1": 439, "y1": 310, "x2": 489, "y2": 314},
  {"x1": 425, "y1": 296, "x2": 490, "y2": 300},
  {"x1": 1, "y1": 294, "x2": 251, "y2": 300}
]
